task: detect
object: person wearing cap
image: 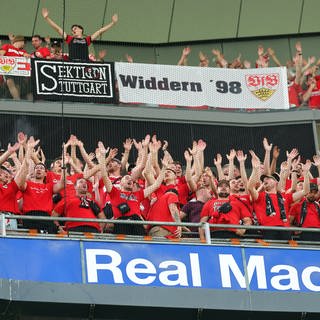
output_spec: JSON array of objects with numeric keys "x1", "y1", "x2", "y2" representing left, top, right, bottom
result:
[
  {"x1": 289, "y1": 183, "x2": 320, "y2": 241},
  {"x1": 0, "y1": 35, "x2": 30, "y2": 99},
  {"x1": 42, "y1": 7, "x2": 118, "y2": 61},
  {"x1": 248, "y1": 151, "x2": 312, "y2": 241},
  {"x1": 47, "y1": 40, "x2": 69, "y2": 61},
  {"x1": 199, "y1": 179, "x2": 252, "y2": 241},
  {"x1": 31, "y1": 35, "x2": 50, "y2": 59}
]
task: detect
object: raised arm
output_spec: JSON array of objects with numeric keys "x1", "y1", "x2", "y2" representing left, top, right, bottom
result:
[
  {"x1": 16, "y1": 137, "x2": 40, "y2": 191},
  {"x1": 214, "y1": 153, "x2": 224, "y2": 181},
  {"x1": 0, "y1": 143, "x2": 19, "y2": 166},
  {"x1": 292, "y1": 160, "x2": 311, "y2": 202},
  {"x1": 270, "y1": 145, "x2": 280, "y2": 174},
  {"x1": 247, "y1": 151, "x2": 261, "y2": 201},
  {"x1": 177, "y1": 47, "x2": 191, "y2": 66},
  {"x1": 267, "y1": 47, "x2": 282, "y2": 67},
  {"x1": 262, "y1": 137, "x2": 272, "y2": 175},
  {"x1": 91, "y1": 14, "x2": 118, "y2": 41},
  {"x1": 226, "y1": 149, "x2": 237, "y2": 180},
  {"x1": 184, "y1": 150, "x2": 197, "y2": 192},
  {"x1": 236, "y1": 150, "x2": 248, "y2": 188},
  {"x1": 42, "y1": 8, "x2": 67, "y2": 40},
  {"x1": 121, "y1": 138, "x2": 133, "y2": 172},
  {"x1": 130, "y1": 134, "x2": 150, "y2": 181},
  {"x1": 75, "y1": 139, "x2": 95, "y2": 169},
  {"x1": 143, "y1": 159, "x2": 168, "y2": 198},
  {"x1": 96, "y1": 142, "x2": 112, "y2": 193}
]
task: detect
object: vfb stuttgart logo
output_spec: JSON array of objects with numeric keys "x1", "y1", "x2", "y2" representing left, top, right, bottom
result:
[
  {"x1": 245, "y1": 73, "x2": 279, "y2": 101},
  {"x1": 0, "y1": 57, "x2": 16, "y2": 74}
]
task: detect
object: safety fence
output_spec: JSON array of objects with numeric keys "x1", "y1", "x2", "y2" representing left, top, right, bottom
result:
[{"x1": 1, "y1": 213, "x2": 320, "y2": 247}]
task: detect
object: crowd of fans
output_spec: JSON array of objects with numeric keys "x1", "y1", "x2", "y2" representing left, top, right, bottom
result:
[
  {"x1": 1, "y1": 132, "x2": 320, "y2": 242},
  {"x1": 0, "y1": 7, "x2": 320, "y2": 108}
]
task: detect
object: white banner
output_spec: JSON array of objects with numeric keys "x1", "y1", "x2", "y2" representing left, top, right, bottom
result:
[
  {"x1": 0, "y1": 56, "x2": 31, "y2": 77},
  {"x1": 115, "y1": 62, "x2": 289, "y2": 109}
]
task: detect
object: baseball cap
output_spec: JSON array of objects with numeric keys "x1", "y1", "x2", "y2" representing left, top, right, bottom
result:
[
  {"x1": 309, "y1": 183, "x2": 318, "y2": 192},
  {"x1": 260, "y1": 173, "x2": 280, "y2": 182},
  {"x1": 111, "y1": 158, "x2": 121, "y2": 164},
  {"x1": 51, "y1": 40, "x2": 61, "y2": 47},
  {"x1": 0, "y1": 165, "x2": 12, "y2": 174},
  {"x1": 217, "y1": 179, "x2": 230, "y2": 187},
  {"x1": 13, "y1": 35, "x2": 25, "y2": 43}
]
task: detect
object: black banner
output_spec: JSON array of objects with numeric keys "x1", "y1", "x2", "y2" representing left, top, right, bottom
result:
[{"x1": 31, "y1": 59, "x2": 116, "y2": 103}]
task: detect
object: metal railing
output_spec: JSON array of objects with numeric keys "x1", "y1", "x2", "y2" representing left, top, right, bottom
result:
[{"x1": 1, "y1": 213, "x2": 320, "y2": 247}]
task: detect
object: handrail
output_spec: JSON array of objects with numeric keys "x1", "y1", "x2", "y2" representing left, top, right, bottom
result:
[{"x1": 2, "y1": 213, "x2": 320, "y2": 235}]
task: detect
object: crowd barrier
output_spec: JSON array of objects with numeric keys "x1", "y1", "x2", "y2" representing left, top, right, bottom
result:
[{"x1": 2, "y1": 213, "x2": 320, "y2": 247}]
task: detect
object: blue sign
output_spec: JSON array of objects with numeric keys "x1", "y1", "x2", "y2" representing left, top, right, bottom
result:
[
  {"x1": 1, "y1": 238, "x2": 320, "y2": 293},
  {"x1": 0, "y1": 238, "x2": 81, "y2": 283}
]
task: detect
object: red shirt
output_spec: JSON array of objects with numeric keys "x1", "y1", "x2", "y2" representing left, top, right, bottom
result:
[
  {"x1": 109, "y1": 186, "x2": 145, "y2": 219},
  {"x1": 32, "y1": 47, "x2": 50, "y2": 58},
  {"x1": 306, "y1": 76, "x2": 320, "y2": 108},
  {"x1": 288, "y1": 81, "x2": 302, "y2": 107},
  {"x1": 154, "y1": 183, "x2": 190, "y2": 206},
  {"x1": 253, "y1": 192, "x2": 293, "y2": 227},
  {"x1": 147, "y1": 192, "x2": 179, "y2": 234},
  {"x1": 229, "y1": 193, "x2": 253, "y2": 215},
  {"x1": 48, "y1": 172, "x2": 86, "y2": 199},
  {"x1": 54, "y1": 196, "x2": 101, "y2": 231},
  {"x1": 0, "y1": 180, "x2": 19, "y2": 213},
  {"x1": 22, "y1": 181, "x2": 54, "y2": 214},
  {"x1": 1, "y1": 43, "x2": 27, "y2": 57},
  {"x1": 201, "y1": 197, "x2": 252, "y2": 232},
  {"x1": 289, "y1": 199, "x2": 320, "y2": 228}
]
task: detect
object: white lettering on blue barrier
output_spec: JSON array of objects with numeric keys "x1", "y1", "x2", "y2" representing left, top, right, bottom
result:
[
  {"x1": 219, "y1": 254, "x2": 320, "y2": 292},
  {"x1": 86, "y1": 249, "x2": 202, "y2": 287}
]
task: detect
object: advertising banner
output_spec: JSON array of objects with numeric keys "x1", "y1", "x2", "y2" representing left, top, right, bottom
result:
[
  {"x1": 31, "y1": 59, "x2": 116, "y2": 103},
  {"x1": 1, "y1": 238, "x2": 319, "y2": 293},
  {"x1": 115, "y1": 62, "x2": 289, "y2": 109}
]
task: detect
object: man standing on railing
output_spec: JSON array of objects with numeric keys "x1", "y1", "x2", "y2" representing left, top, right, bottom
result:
[{"x1": 41, "y1": 7, "x2": 118, "y2": 61}]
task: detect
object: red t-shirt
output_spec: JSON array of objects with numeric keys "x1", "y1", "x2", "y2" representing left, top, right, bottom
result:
[
  {"x1": 147, "y1": 192, "x2": 179, "y2": 234},
  {"x1": 22, "y1": 181, "x2": 54, "y2": 214},
  {"x1": 154, "y1": 183, "x2": 190, "y2": 206},
  {"x1": 48, "y1": 172, "x2": 86, "y2": 199},
  {"x1": 253, "y1": 192, "x2": 293, "y2": 227},
  {"x1": 200, "y1": 198, "x2": 228, "y2": 225},
  {"x1": 306, "y1": 76, "x2": 320, "y2": 108},
  {"x1": 54, "y1": 196, "x2": 101, "y2": 231},
  {"x1": 229, "y1": 193, "x2": 253, "y2": 215},
  {"x1": 0, "y1": 180, "x2": 19, "y2": 213},
  {"x1": 32, "y1": 47, "x2": 50, "y2": 58},
  {"x1": 289, "y1": 199, "x2": 320, "y2": 228},
  {"x1": 1, "y1": 43, "x2": 27, "y2": 57},
  {"x1": 288, "y1": 81, "x2": 302, "y2": 107},
  {"x1": 109, "y1": 186, "x2": 145, "y2": 219}
]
